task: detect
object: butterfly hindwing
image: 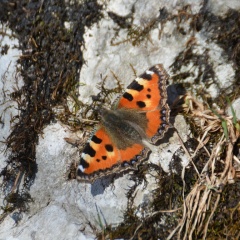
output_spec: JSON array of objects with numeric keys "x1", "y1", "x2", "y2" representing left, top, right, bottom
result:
[{"x1": 77, "y1": 126, "x2": 151, "y2": 181}]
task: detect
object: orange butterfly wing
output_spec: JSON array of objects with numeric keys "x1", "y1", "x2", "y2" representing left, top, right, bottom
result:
[
  {"x1": 77, "y1": 64, "x2": 170, "y2": 182},
  {"x1": 77, "y1": 127, "x2": 150, "y2": 181},
  {"x1": 117, "y1": 64, "x2": 170, "y2": 144}
]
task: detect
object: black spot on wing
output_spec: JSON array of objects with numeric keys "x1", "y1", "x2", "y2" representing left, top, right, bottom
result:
[
  {"x1": 149, "y1": 65, "x2": 159, "y2": 73},
  {"x1": 92, "y1": 135, "x2": 102, "y2": 144},
  {"x1": 84, "y1": 143, "x2": 96, "y2": 157},
  {"x1": 123, "y1": 92, "x2": 133, "y2": 101},
  {"x1": 127, "y1": 80, "x2": 144, "y2": 91},
  {"x1": 77, "y1": 168, "x2": 83, "y2": 176},
  {"x1": 136, "y1": 101, "x2": 146, "y2": 108},
  {"x1": 147, "y1": 88, "x2": 151, "y2": 92},
  {"x1": 146, "y1": 94, "x2": 151, "y2": 99},
  {"x1": 102, "y1": 156, "x2": 107, "y2": 160},
  {"x1": 96, "y1": 159, "x2": 100, "y2": 162},
  {"x1": 105, "y1": 144, "x2": 114, "y2": 152},
  {"x1": 139, "y1": 72, "x2": 152, "y2": 80},
  {"x1": 79, "y1": 157, "x2": 90, "y2": 169}
]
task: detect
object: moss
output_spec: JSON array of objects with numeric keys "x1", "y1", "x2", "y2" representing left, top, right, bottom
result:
[
  {"x1": 207, "y1": 181, "x2": 240, "y2": 239},
  {"x1": 0, "y1": 0, "x2": 102, "y2": 222}
]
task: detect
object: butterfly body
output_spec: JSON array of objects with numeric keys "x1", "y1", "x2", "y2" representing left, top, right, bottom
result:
[
  {"x1": 77, "y1": 64, "x2": 170, "y2": 182},
  {"x1": 100, "y1": 108, "x2": 149, "y2": 148}
]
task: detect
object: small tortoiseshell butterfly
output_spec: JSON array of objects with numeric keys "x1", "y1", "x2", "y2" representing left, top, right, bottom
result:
[{"x1": 77, "y1": 64, "x2": 170, "y2": 182}]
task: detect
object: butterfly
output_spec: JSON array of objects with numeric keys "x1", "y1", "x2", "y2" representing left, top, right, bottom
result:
[{"x1": 77, "y1": 64, "x2": 170, "y2": 182}]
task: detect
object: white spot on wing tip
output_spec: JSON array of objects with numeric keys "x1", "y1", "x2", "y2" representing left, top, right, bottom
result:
[
  {"x1": 78, "y1": 165, "x2": 85, "y2": 173},
  {"x1": 146, "y1": 70, "x2": 154, "y2": 75}
]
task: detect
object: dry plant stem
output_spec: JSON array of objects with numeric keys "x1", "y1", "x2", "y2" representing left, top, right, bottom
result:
[
  {"x1": 11, "y1": 171, "x2": 22, "y2": 193},
  {"x1": 180, "y1": 166, "x2": 187, "y2": 236},
  {"x1": 220, "y1": 140, "x2": 233, "y2": 183},
  {"x1": 81, "y1": 118, "x2": 99, "y2": 123},
  {"x1": 196, "y1": 136, "x2": 211, "y2": 157},
  {"x1": 192, "y1": 188, "x2": 211, "y2": 235},
  {"x1": 182, "y1": 134, "x2": 230, "y2": 239},
  {"x1": 233, "y1": 155, "x2": 240, "y2": 165},
  {"x1": 174, "y1": 128, "x2": 200, "y2": 177},
  {"x1": 202, "y1": 194, "x2": 220, "y2": 239},
  {"x1": 168, "y1": 94, "x2": 239, "y2": 240},
  {"x1": 167, "y1": 221, "x2": 180, "y2": 239},
  {"x1": 131, "y1": 208, "x2": 181, "y2": 240}
]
